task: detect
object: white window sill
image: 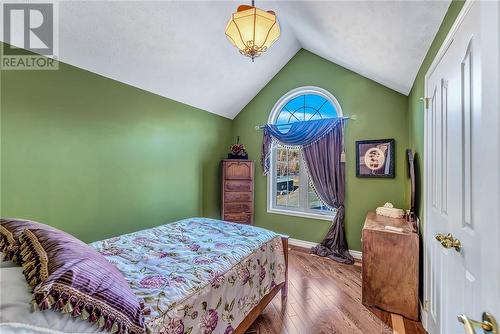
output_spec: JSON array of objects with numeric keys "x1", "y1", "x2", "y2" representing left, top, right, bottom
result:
[{"x1": 267, "y1": 207, "x2": 335, "y2": 221}]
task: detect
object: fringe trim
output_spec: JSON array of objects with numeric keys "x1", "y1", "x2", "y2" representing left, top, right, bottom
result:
[
  {"x1": 19, "y1": 230, "x2": 49, "y2": 287},
  {"x1": 0, "y1": 225, "x2": 20, "y2": 262},
  {"x1": 0, "y1": 225, "x2": 16, "y2": 246},
  {"x1": 298, "y1": 152, "x2": 338, "y2": 213},
  {"x1": 33, "y1": 283, "x2": 145, "y2": 334}
]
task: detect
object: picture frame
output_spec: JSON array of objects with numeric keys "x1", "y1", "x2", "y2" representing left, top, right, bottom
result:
[{"x1": 356, "y1": 139, "x2": 395, "y2": 178}]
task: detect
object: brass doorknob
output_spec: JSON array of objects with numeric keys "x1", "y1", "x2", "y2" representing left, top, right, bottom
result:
[
  {"x1": 435, "y1": 233, "x2": 447, "y2": 242},
  {"x1": 450, "y1": 237, "x2": 462, "y2": 251},
  {"x1": 458, "y1": 312, "x2": 498, "y2": 334},
  {"x1": 435, "y1": 233, "x2": 461, "y2": 252}
]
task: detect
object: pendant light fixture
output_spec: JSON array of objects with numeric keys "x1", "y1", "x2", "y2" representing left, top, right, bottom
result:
[{"x1": 225, "y1": 0, "x2": 280, "y2": 61}]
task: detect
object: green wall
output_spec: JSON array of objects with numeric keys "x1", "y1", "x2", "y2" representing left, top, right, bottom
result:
[
  {"x1": 0, "y1": 54, "x2": 232, "y2": 243},
  {"x1": 232, "y1": 49, "x2": 408, "y2": 251},
  {"x1": 2, "y1": 1, "x2": 465, "y2": 250},
  {"x1": 408, "y1": 1, "x2": 465, "y2": 222}
]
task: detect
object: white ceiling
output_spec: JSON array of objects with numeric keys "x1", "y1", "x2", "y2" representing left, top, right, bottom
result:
[{"x1": 10, "y1": 1, "x2": 451, "y2": 119}]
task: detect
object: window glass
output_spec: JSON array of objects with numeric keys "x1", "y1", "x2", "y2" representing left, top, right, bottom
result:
[
  {"x1": 275, "y1": 147, "x2": 300, "y2": 208},
  {"x1": 275, "y1": 94, "x2": 338, "y2": 125},
  {"x1": 269, "y1": 89, "x2": 340, "y2": 218}
]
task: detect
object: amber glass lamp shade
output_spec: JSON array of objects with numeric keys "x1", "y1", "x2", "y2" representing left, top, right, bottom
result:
[{"x1": 225, "y1": 5, "x2": 280, "y2": 60}]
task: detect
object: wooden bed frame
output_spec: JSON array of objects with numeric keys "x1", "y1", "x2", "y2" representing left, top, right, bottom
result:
[{"x1": 234, "y1": 236, "x2": 289, "y2": 334}]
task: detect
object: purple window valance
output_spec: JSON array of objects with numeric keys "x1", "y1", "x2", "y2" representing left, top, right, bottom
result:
[{"x1": 261, "y1": 118, "x2": 342, "y2": 175}]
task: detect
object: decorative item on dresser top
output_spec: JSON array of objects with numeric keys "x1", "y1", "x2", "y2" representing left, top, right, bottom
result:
[
  {"x1": 228, "y1": 136, "x2": 248, "y2": 160},
  {"x1": 362, "y1": 211, "x2": 419, "y2": 321},
  {"x1": 222, "y1": 159, "x2": 254, "y2": 225},
  {"x1": 375, "y1": 202, "x2": 405, "y2": 219}
]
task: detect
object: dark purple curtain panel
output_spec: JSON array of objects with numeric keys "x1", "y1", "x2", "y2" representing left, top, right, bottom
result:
[
  {"x1": 303, "y1": 125, "x2": 354, "y2": 264},
  {"x1": 261, "y1": 127, "x2": 273, "y2": 174},
  {"x1": 261, "y1": 118, "x2": 353, "y2": 264}
]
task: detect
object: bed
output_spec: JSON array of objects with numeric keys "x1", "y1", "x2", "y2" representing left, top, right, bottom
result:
[{"x1": 0, "y1": 218, "x2": 288, "y2": 334}]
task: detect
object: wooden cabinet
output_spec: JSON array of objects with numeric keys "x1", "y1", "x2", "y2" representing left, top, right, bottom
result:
[
  {"x1": 222, "y1": 160, "x2": 254, "y2": 225},
  {"x1": 362, "y1": 212, "x2": 419, "y2": 320}
]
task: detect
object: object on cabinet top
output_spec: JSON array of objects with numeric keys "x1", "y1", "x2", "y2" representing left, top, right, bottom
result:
[{"x1": 376, "y1": 202, "x2": 405, "y2": 219}]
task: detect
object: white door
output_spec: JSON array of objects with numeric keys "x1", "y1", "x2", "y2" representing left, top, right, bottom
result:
[{"x1": 424, "y1": 1, "x2": 500, "y2": 333}]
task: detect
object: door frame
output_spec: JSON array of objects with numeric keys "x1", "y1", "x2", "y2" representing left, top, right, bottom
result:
[{"x1": 422, "y1": 0, "x2": 475, "y2": 331}]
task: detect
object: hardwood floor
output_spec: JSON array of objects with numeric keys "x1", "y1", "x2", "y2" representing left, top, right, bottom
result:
[{"x1": 247, "y1": 246, "x2": 426, "y2": 334}]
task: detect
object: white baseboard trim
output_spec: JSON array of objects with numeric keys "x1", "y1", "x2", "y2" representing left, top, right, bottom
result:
[
  {"x1": 288, "y1": 238, "x2": 362, "y2": 260},
  {"x1": 420, "y1": 300, "x2": 428, "y2": 331},
  {"x1": 288, "y1": 237, "x2": 318, "y2": 249},
  {"x1": 349, "y1": 249, "x2": 363, "y2": 260}
]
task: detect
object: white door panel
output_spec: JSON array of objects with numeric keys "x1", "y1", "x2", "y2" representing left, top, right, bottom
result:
[{"x1": 424, "y1": 1, "x2": 499, "y2": 333}]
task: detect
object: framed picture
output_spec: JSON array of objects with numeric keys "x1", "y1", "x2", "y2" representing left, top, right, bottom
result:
[{"x1": 356, "y1": 139, "x2": 395, "y2": 178}]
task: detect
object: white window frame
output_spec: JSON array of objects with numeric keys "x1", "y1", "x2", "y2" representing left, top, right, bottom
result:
[{"x1": 266, "y1": 86, "x2": 343, "y2": 221}]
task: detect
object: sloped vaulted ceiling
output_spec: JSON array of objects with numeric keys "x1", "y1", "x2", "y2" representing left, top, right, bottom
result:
[{"x1": 4, "y1": 1, "x2": 450, "y2": 119}]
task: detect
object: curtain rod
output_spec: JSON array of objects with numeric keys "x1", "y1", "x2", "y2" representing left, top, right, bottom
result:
[{"x1": 254, "y1": 115, "x2": 357, "y2": 130}]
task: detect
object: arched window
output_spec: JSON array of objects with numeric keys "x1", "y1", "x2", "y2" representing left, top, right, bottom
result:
[{"x1": 267, "y1": 87, "x2": 342, "y2": 220}]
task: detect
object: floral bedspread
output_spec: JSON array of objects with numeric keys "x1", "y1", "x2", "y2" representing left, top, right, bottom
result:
[{"x1": 90, "y1": 218, "x2": 286, "y2": 334}]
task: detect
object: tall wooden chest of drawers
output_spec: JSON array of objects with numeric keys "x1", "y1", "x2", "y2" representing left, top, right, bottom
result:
[
  {"x1": 362, "y1": 212, "x2": 419, "y2": 320},
  {"x1": 221, "y1": 160, "x2": 254, "y2": 225}
]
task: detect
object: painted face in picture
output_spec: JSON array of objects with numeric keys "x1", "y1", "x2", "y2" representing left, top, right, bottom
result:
[{"x1": 364, "y1": 144, "x2": 388, "y2": 171}]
